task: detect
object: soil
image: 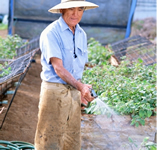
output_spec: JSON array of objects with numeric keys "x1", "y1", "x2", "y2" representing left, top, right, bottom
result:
[
  {"x1": 0, "y1": 17, "x2": 156, "y2": 146},
  {"x1": 0, "y1": 55, "x2": 42, "y2": 143},
  {"x1": 0, "y1": 29, "x2": 7, "y2": 39},
  {"x1": 130, "y1": 17, "x2": 156, "y2": 43}
]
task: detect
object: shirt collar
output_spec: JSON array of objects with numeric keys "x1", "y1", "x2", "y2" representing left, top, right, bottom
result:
[{"x1": 59, "y1": 16, "x2": 82, "y2": 33}]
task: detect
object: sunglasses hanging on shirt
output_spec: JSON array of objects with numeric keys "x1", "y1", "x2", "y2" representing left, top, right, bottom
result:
[{"x1": 73, "y1": 34, "x2": 77, "y2": 58}]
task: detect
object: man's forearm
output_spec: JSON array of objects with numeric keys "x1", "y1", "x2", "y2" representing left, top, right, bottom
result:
[
  {"x1": 55, "y1": 66, "x2": 83, "y2": 91},
  {"x1": 50, "y1": 57, "x2": 83, "y2": 91}
]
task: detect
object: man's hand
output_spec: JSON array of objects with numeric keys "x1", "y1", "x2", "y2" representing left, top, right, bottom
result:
[
  {"x1": 80, "y1": 84, "x2": 94, "y2": 103},
  {"x1": 81, "y1": 94, "x2": 88, "y2": 109}
]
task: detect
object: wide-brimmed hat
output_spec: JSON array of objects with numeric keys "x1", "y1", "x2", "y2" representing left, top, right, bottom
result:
[{"x1": 48, "y1": 0, "x2": 99, "y2": 13}]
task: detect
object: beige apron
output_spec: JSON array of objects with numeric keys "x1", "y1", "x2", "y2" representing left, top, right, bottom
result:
[{"x1": 35, "y1": 81, "x2": 81, "y2": 150}]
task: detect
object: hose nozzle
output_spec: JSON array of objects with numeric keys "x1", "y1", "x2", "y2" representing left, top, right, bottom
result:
[
  {"x1": 90, "y1": 88, "x2": 98, "y2": 98},
  {"x1": 81, "y1": 88, "x2": 97, "y2": 108}
]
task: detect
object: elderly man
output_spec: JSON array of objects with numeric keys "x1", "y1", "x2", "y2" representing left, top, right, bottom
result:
[{"x1": 35, "y1": 0, "x2": 98, "y2": 150}]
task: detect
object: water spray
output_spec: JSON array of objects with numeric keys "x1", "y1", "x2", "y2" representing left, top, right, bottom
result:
[{"x1": 81, "y1": 88, "x2": 118, "y2": 119}]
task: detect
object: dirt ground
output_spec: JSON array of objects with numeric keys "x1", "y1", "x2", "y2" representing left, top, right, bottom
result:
[
  {"x1": 0, "y1": 17, "x2": 156, "y2": 145},
  {"x1": 0, "y1": 55, "x2": 42, "y2": 143},
  {"x1": 0, "y1": 29, "x2": 7, "y2": 39},
  {"x1": 130, "y1": 17, "x2": 156, "y2": 43}
]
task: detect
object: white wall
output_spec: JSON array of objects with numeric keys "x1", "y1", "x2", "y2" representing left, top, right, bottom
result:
[
  {"x1": 0, "y1": 0, "x2": 9, "y2": 14},
  {"x1": 133, "y1": 0, "x2": 156, "y2": 20}
]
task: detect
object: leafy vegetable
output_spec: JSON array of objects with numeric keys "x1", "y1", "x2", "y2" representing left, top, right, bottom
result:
[
  {"x1": 0, "y1": 34, "x2": 26, "y2": 77},
  {"x1": 82, "y1": 38, "x2": 156, "y2": 127},
  {"x1": 0, "y1": 34, "x2": 25, "y2": 59},
  {"x1": 87, "y1": 37, "x2": 113, "y2": 66}
]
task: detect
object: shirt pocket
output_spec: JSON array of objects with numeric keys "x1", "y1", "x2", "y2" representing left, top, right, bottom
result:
[
  {"x1": 76, "y1": 46, "x2": 87, "y2": 70},
  {"x1": 62, "y1": 48, "x2": 73, "y2": 72}
]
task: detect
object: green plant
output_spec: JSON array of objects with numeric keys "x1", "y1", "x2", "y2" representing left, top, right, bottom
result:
[
  {"x1": 0, "y1": 62, "x2": 11, "y2": 77},
  {"x1": 139, "y1": 137, "x2": 157, "y2": 150},
  {"x1": 82, "y1": 38, "x2": 156, "y2": 127},
  {"x1": 0, "y1": 34, "x2": 25, "y2": 59},
  {"x1": 0, "y1": 23, "x2": 7, "y2": 30},
  {"x1": 0, "y1": 34, "x2": 26, "y2": 77},
  {"x1": 128, "y1": 137, "x2": 138, "y2": 148},
  {"x1": 128, "y1": 137, "x2": 157, "y2": 150},
  {"x1": 87, "y1": 38, "x2": 113, "y2": 66}
]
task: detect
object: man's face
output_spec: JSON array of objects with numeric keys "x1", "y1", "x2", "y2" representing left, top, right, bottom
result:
[{"x1": 61, "y1": 7, "x2": 84, "y2": 29}]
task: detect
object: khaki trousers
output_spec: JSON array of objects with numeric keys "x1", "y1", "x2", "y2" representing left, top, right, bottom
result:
[{"x1": 35, "y1": 81, "x2": 81, "y2": 150}]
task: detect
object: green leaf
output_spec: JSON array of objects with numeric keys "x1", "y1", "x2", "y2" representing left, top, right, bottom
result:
[
  {"x1": 128, "y1": 137, "x2": 134, "y2": 143},
  {"x1": 135, "y1": 122, "x2": 139, "y2": 127},
  {"x1": 147, "y1": 110, "x2": 152, "y2": 117},
  {"x1": 140, "y1": 90, "x2": 145, "y2": 94},
  {"x1": 128, "y1": 137, "x2": 138, "y2": 147},
  {"x1": 138, "y1": 58, "x2": 143, "y2": 63},
  {"x1": 145, "y1": 142, "x2": 156, "y2": 146},
  {"x1": 139, "y1": 109, "x2": 145, "y2": 118},
  {"x1": 139, "y1": 118, "x2": 145, "y2": 126}
]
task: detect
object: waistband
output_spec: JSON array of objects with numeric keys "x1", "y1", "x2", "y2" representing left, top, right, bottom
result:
[{"x1": 42, "y1": 80, "x2": 75, "y2": 90}]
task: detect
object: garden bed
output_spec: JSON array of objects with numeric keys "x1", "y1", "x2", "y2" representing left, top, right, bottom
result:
[{"x1": 0, "y1": 17, "x2": 156, "y2": 149}]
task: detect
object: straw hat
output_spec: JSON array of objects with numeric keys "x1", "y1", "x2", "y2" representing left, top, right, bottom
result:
[{"x1": 48, "y1": 0, "x2": 99, "y2": 13}]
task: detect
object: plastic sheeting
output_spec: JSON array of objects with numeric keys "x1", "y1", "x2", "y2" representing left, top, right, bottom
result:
[
  {"x1": 14, "y1": 0, "x2": 131, "y2": 26},
  {"x1": 9, "y1": 0, "x2": 135, "y2": 44}
]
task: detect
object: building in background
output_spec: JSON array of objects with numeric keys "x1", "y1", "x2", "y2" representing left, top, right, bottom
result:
[
  {"x1": 0, "y1": 0, "x2": 9, "y2": 14},
  {"x1": 0, "y1": 0, "x2": 9, "y2": 24},
  {"x1": 133, "y1": 0, "x2": 156, "y2": 20}
]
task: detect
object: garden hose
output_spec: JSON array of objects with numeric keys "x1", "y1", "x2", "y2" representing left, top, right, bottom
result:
[
  {"x1": 0, "y1": 100, "x2": 8, "y2": 105},
  {"x1": 11, "y1": 141, "x2": 34, "y2": 147},
  {"x1": 0, "y1": 140, "x2": 35, "y2": 150}
]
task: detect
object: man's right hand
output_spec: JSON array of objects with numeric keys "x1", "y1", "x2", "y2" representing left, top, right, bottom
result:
[{"x1": 79, "y1": 84, "x2": 94, "y2": 103}]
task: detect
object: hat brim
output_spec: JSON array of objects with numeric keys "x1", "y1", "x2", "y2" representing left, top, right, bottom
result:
[{"x1": 48, "y1": 1, "x2": 99, "y2": 13}]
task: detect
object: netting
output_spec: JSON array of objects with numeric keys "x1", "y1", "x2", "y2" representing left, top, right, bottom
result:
[
  {"x1": 0, "y1": 36, "x2": 39, "y2": 98},
  {"x1": 111, "y1": 35, "x2": 156, "y2": 66},
  {"x1": 0, "y1": 49, "x2": 38, "y2": 85},
  {"x1": 15, "y1": 36, "x2": 39, "y2": 58}
]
